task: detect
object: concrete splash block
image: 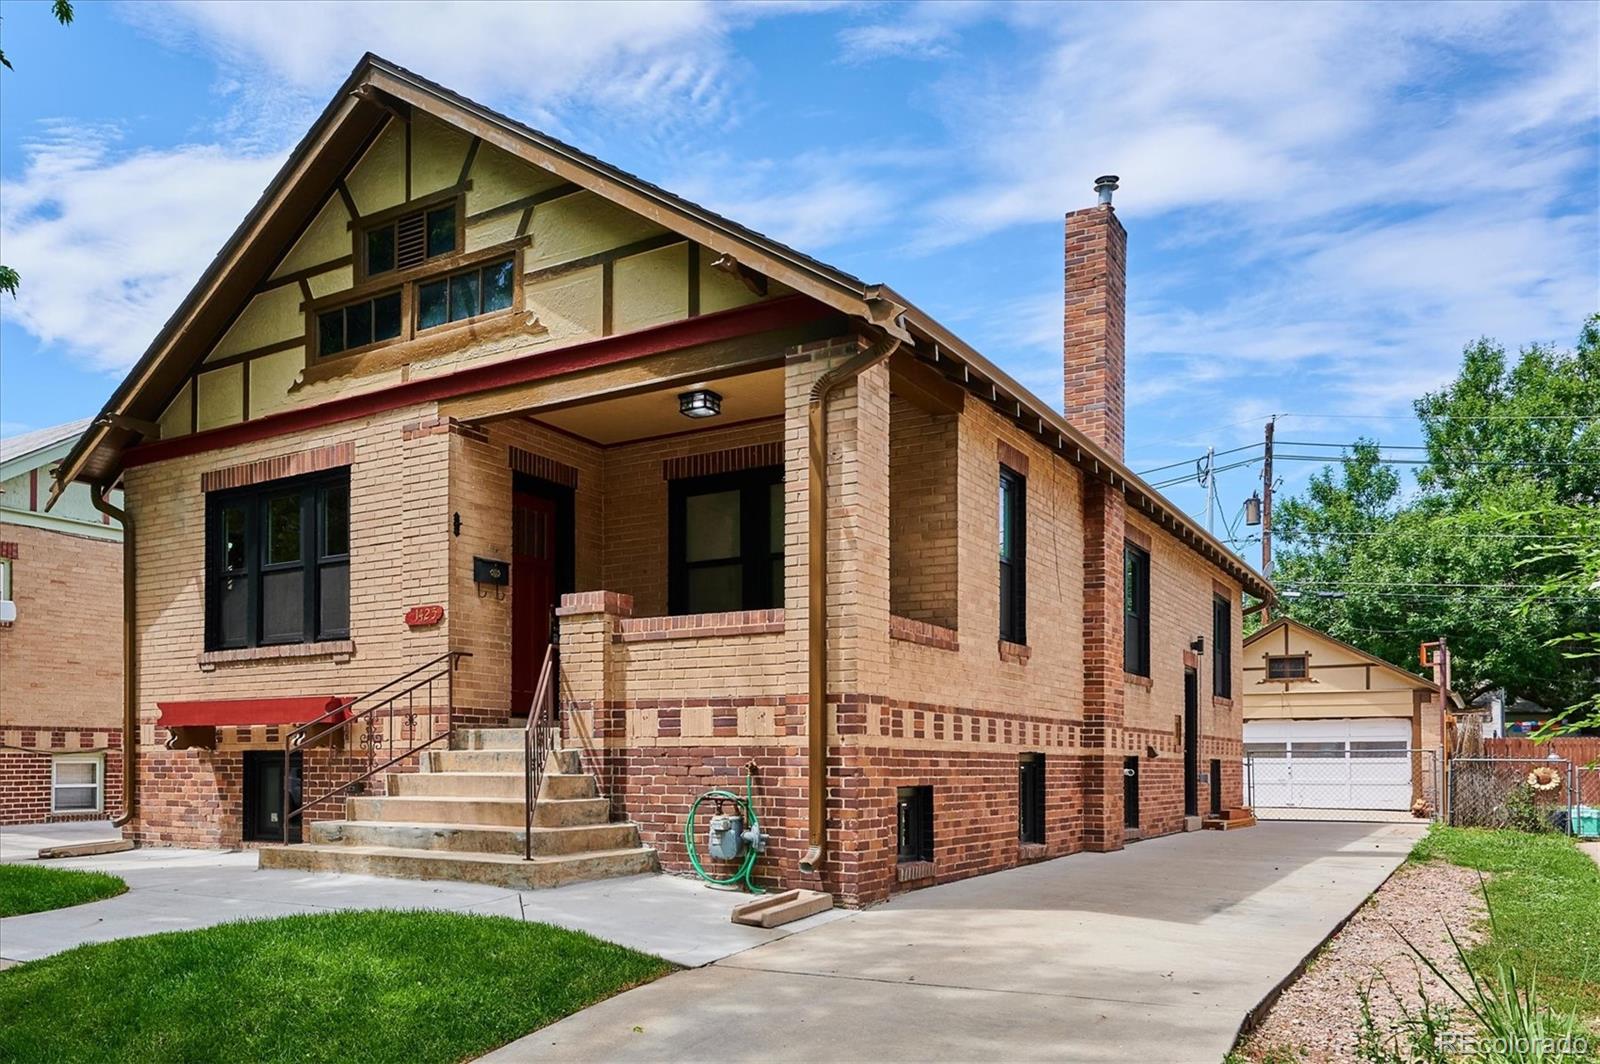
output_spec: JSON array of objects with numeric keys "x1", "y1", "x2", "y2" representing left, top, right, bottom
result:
[{"x1": 730, "y1": 888, "x2": 833, "y2": 928}]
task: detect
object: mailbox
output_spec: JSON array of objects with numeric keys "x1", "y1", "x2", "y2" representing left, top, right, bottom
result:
[{"x1": 473, "y1": 557, "x2": 510, "y2": 586}]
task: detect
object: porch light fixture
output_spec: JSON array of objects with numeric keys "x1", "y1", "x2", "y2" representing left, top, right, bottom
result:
[
  {"x1": 1244, "y1": 492, "x2": 1263, "y2": 526},
  {"x1": 679, "y1": 389, "x2": 722, "y2": 419}
]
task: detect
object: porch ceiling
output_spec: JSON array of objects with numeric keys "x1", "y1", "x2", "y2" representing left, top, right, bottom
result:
[{"x1": 529, "y1": 367, "x2": 784, "y2": 446}]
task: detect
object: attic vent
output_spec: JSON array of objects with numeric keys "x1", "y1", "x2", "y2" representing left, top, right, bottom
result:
[{"x1": 364, "y1": 200, "x2": 458, "y2": 277}]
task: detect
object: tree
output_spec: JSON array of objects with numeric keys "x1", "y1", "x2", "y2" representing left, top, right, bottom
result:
[
  {"x1": 1271, "y1": 316, "x2": 1600, "y2": 711},
  {"x1": 0, "y1": 0, "x2": 75, "y2": 298}
]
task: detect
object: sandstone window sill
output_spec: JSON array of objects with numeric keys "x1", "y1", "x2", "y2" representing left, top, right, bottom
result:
[
  {"x1": 1124, "y1": 673, "x2": 1154, "y2": 690},
  {"x1": 613, "y1": 609, "x2": 784, "y2": 644},
  {"x1": 1019, "y1": 842, "x2": 1048, "y2": 863},
  {"x1": 896, "y1": 859, "x2": 936, "y2": 884},
  {"x1": 889, "y1": 615, "x2": 959, "y2": 652},
  {"x1": 998, "y1": 640, "x2": 1031, "y2": 665},
  {"x1": 1212, "y1": 696, "x2": 1236, "y2": 710},
  {"x1": 198, "y1": 640, "x2": 355, "y2": 671}
]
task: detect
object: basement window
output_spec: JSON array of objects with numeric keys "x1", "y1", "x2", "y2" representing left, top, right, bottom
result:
[
  {"x1": 206, "y1": 470, "x2": 350, "y2": 649},
  {"x1": 897, "y1": 785, "x2": 934, "y2": 863},
  {"x1": 51, "y1": 754, "x2": 102, "y2": 814},
  {"x1": 668, "y1": 467, "x2": 783, "y2": 615},
  {"x1": 1265, "y1": 654, "x2": 1309, "y2": 681},
  {"x1": 1019, "y1": 754, "x2": 1045, "y2": 845}
]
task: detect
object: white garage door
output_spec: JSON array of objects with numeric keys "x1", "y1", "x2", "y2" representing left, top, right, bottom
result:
[{"x1": 1244, "y1": 719, "x2": 1413, "y2": 810}]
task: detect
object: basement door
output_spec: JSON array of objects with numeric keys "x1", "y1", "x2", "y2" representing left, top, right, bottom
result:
[
  {"x1": 511, "y1": 474, "x2": 574, "y2": 718},
  {"x1": 1244, "y1": 719, "x2": 1413, "y2": 811}
]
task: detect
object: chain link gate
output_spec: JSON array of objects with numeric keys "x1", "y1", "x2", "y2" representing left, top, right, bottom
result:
[{"x1": 1245, "y1": 748, "x2": 1440, "y2": 822}]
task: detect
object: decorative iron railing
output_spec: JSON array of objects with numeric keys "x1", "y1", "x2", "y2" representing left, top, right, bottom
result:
[
  {"x1": 523, "y1": 643, "x2": 558, "y2": 860},
  {"x1": 281, "y1": 650, "x2": 470, "y2": 842}
]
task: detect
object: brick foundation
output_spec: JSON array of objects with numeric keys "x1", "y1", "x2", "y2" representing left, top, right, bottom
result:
[{"x1": 0, "y1": 728, "x2": 124, "y2": 825}]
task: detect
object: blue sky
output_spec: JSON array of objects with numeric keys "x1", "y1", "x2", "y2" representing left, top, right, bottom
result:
[{"x1": 2, "y1": 1, "x2": 1596, "y2": 552}]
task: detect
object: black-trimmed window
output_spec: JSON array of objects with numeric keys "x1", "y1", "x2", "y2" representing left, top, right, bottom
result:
[
  {"x1": 317, "y1": 290, "x2": 402, "y2": 358},
  {"x1": 364, "y1": 202, "x2": 456, "y2": 277},
  {"x1": 897, "y1": 785, "x2": 933, "y2": 863},
  {"x1": 1019, "y1": 753, "x2": 1045, "y2": 844},
  {"x1": 1123, "y1": 543, "x2": 1151, "y2": 675},
  {"x1": 668, "y1": 467, "x2": 783, "y2": 615},
  {"x1": 417, "y1": 257, "x2": 515, "y2": 332},
  {"x1": 207, "y1": 470, "x2": 350, "y2": 649},
  {"x1": 998, "y1": 465, "x2": 1026, "y2": 644},
  {"x1": 1212, "y1": 594, "x2": 1232, "y2": 697}
]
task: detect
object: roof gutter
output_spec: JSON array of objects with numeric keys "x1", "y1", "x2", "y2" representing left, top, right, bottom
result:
[
  {"x1": 799, "y1": 330, "x2": 901, "y2": 877},
  {"x1": 90, "y1": 483, "x2": 136, "y2": 829}
]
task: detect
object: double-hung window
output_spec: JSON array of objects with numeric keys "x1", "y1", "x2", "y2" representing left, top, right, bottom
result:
[
  {"x1": 1212, "y1": 594, "x2": 1232, "y2": 698},
  {"x1": 668, "y1": 467, "x2": 783, "y2": 615},
  {"x1": 1123, "y1": 543, "x2": 1151, "y2": 675},
  {"x1": 998, "y1": 466, "x2": 1027, "y2": 644},
  {"x1": 207, "y1": 471, "x2": 351, "y2": 649}
]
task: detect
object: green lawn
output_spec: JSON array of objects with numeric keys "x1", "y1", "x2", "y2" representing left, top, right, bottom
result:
[
  {"x1": 1410, "y1": 826, "x2": 1600, "y2": 1024},
  {"x1": 0, "y1": 910, "x2": 674, "y2": 1063},
  {"x1": 0, "y1": 863, "x2": 127, "y2": 917}
]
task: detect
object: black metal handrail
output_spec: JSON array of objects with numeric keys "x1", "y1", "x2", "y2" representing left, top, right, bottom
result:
[
  {"x1": 282, "y1": 650, "x2": 470, "y2": 842},
  {"x1": 523, "y1": 643, "x2": 558, "y2": 860}
]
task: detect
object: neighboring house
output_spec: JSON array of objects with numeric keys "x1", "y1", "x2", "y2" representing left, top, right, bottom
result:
[
  {"x1": 48, "y1": 55, "x2": 1270, "y2": 905},
  {"x1": 1242, "y1": 618, "x2": 1451, "y2": 815},
  {"x1": 0, "y1": 420, "x2": 125, "y2": 824}
]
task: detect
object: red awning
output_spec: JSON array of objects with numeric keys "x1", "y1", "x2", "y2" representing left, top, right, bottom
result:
[{"x1": 157, "y1": 695, "x2": 351, "y2": 728}]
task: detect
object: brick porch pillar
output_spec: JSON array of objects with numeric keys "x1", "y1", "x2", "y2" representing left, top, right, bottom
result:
[{"x1": 554, "y1": 591, "x2": 632, "y2": 803}]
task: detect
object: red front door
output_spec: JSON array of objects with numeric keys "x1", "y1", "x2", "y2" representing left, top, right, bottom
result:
[{"x1": 512, "y1": 489, "x2": 558, "y2": 716}]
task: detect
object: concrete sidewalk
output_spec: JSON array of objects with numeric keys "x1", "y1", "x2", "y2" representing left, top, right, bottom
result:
[
  {"x1": 0, "y1": 824, "x2": 845, "y2": 968},
  {"x1": 487, "y1": 821, "x2": 1425, "y2": 1063}
]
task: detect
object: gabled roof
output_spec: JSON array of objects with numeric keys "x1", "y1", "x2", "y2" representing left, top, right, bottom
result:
[
  {"x1": 1245, "y1": 616, "x2": 1448, "y2": 695},
  {"x1": 0, "y1": 418, "x2": 91, "y2": 480},
  {"x1": 48, "y1": 53, "x2": 1273, "y2": 602}
]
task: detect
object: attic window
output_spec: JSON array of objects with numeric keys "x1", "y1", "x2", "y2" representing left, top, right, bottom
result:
[
  {"x1": 365, "y1": 203, "x2": 457, "y2": 277},
  {"x1": 1266, "y1": 654, "x2": 1310, "y2": 681},
  {"x1": 317, "y1": 290, "x2": 402, "y2": 358}
]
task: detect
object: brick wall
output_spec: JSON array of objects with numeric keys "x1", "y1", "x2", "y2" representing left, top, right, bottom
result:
[
  {"x1": 888, "y1": 396, "x2": 958, "y2": 628},
  {"x1": 0, "y1": 728, "x2": 123, "y2": 825},
  {"x1": 0, "y1": 522, "x2": 124, "y2": 731}
]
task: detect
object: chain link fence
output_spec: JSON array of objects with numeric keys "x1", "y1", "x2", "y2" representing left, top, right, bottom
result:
[
  {"x1": 1446, "y1": 756, "x2": 1585, "y2": 835},
  {"x1": 1245, "y1": 748, "x2": 1439, "y2": 823}
]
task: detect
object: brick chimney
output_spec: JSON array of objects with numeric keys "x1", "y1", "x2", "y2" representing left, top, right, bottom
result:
[{"x1": 1063, "y1": 175, "x2": 1127, "y2": 459}]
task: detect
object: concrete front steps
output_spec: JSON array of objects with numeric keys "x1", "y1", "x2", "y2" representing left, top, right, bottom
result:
[{"x1": 260, "y1": 730, "x2": 656, "y2": 889}]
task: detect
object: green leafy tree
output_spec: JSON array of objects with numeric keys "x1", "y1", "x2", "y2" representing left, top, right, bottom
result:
[
  {"x1": 1272, "y1": 317, "x2": 1600, "y2": 714},
  {"x1": 0, "y1": 0, "x2": 75, "y2": 298}
]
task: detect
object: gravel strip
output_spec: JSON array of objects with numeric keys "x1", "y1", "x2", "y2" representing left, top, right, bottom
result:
[{"x1": 1239, "y1": 859, "x2": 1487, "y2": 1063}]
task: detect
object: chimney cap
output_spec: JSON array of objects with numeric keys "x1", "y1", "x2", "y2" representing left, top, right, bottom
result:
[{"x1": 1094, "y1": 175, "x2": 1120, "y2": 205}]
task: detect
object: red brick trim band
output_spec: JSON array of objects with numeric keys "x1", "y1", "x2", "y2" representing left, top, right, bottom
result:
[
  {"x1": 557, "y1": 591, "x2": 635, "y2": 617},
  {"x1": 662, "y1": 442, "x2": 782, "y2": 481},
  {"x1": 0, "y1": 541, "x2": 17, "y2": 560},
  {"x1": 1124, "y1": 525, "x2": 1152, "y2": 551},
  {"x1": 615, "y1": 609, "x2": 784, "y2": 643},
  {"x1": 510, "y1": 447, "x2": 580, "y2": 488},
  {"x1": 889, "y1": 615, "x2": 959, "y2": 652},
  {"x1": 996, "y1": 439, "x2": 1030, "y2": 477},
  {"x1": 201, "y1": 442, "x2": 354, "y2": 493}
]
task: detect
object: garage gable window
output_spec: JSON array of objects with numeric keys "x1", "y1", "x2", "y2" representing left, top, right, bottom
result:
[
  {"x1": 1265, "y1": 654, "x2": 1310, "y2": 681},
  {"x1": 207, "y1": 469, "x2": 351, "y2": 649}
]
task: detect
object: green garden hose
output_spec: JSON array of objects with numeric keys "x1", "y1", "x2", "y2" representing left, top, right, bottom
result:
[{"x1": 684, "y1": 768, "x2": 764, "y2": 893}]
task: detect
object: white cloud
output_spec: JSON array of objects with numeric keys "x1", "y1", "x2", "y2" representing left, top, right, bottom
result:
[
  {"x1": 0, "y1": 124, "x2": 284, "y2": 372},
  {"x1": 836, "y1": 1, "x2": 988, "y2": 63}
]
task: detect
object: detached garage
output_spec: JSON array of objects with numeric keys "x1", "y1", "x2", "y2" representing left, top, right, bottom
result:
[{"x1": 1242, "y1": 619, "x2": 1453, "y2": 818}]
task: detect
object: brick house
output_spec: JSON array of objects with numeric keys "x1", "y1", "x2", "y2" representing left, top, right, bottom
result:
[
  {"x1": 1, "y1": 420, "x2": 126, "y2": 824},
  {"x1": 49, "y1": 55, "x2": 1270, "y2": 905}
]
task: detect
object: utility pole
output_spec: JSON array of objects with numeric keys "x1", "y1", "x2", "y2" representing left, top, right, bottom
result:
[
  {"x1": 1260, "y1": 417, "x2": 1276, "y2": 620},
  {"x1": 1202, "y1": 446, "x2": 1216, "y2": 534}
]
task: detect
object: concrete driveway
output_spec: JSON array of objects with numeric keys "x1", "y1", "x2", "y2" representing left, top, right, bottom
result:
[{"x1": 488, "y1": 821, "x2": 1425, "y2": 1063}]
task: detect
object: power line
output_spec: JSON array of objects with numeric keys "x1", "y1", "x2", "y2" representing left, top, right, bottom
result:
[
  {"x1": 1273, "y1": 454, "x2": 1599, "y2": 467},
  {"x1": 1279, "y1": 412, "x2": 1598, "y2": 422},
  {"x1": 1280, "y1": 529, "x2": 1579, "y2": 541},
  {"x1": 1135, "y1": 442, "x2": 1261, "y2": 478}
]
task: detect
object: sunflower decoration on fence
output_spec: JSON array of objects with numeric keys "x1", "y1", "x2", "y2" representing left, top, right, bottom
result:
[{"x1": 1526, "y1": 764, "x2": 1563, "y2": 792}]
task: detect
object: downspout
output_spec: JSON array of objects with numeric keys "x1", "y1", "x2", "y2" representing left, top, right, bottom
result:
[
  {"x1": 798, "y1": 332, "x2": 901, "y2": 876},
  {"x1": 90, "y1": 483, "x2": 137, "y2": 829}
]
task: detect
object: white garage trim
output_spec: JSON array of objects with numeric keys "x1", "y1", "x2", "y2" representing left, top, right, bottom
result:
[{"x1": 1244, "y1": 719, "x2": 1415, "y2": 811}]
